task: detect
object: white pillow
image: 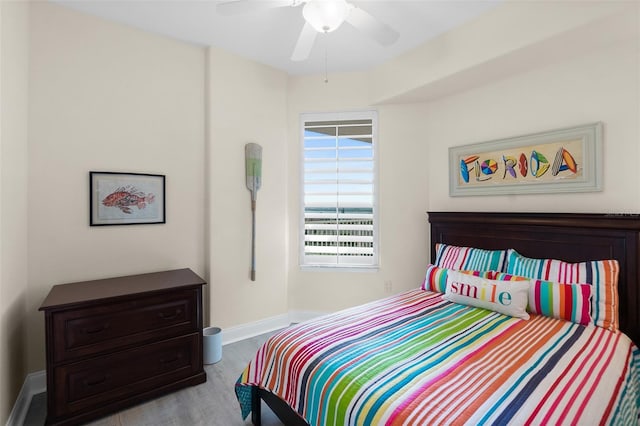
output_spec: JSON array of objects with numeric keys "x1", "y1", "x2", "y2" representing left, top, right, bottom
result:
[{"x1": 444, "y1": 270, "x2": 530, "y2": 320}]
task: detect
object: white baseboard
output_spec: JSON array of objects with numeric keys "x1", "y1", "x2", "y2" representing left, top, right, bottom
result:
[
  {"x1": 220, "y1": 313, "x2": 291, "y2": 346},
  {"x1": 5, "y1": 370, "x2": 46, "y2": 426},
  {"x1": 7, "y1": 310, "x2": 328, "y2": 425},
  {"x1": 289, "y1": 310, "x2": 328, "y2": 324},
  {"x1": 221, "y1": 310, "x2": 328, "y2": 346}
]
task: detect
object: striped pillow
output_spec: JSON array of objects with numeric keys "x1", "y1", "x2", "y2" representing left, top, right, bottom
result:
[
  {"x1": 422, "y1": 264, "x2": 482, "y2": 293},
  {"x1": 492, "y1": 272, "x2": 593, "y2": 325},
  {"x1": 484, "y1": 272, "x2": 528, "y2": 281},
  {"x1": 528, "y1": 279, "x2": 592, "y2": 326},
  {"x1": 506, "y1": 249, "x2": 618, "y2": 331},
  {"x1": 435, "y1": 243, "x2": 506, "y2": 272}
]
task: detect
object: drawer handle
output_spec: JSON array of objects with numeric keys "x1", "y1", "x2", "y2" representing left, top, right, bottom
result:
[
  {"x1": 83, "y1": 324, "x2": 109, "y2": 334},
  {"x1": 157, "y1": 309, "x2": 182, "y2": 320},
  {"x1": 83, "y1": 375, "x2": 107, "y2": 387}
]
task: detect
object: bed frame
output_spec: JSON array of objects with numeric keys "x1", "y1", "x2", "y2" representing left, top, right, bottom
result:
[
  {"x1": 250, "y1": 211, "x2": 640, "y2": 426},
  {"x1": 428, "y1": 212, "x2": 640, "y2": 345}
]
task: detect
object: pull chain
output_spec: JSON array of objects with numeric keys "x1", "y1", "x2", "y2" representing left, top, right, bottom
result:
[{"x1": 324, "y1": 35, "x2": 329, "y2": 83}]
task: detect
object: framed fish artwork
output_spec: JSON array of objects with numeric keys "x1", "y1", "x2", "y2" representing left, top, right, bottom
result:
[
  {"x1": 449, "y1": 122, "x2": 602, "y2": 196},
  {"x1": 90, "y1": 171, "x2": 166, "y2": 225}
]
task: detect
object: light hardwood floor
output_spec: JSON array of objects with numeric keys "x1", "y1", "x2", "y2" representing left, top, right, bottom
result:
[{"x1": 24, "y1": 330, "x2": 286, "y2": 426}]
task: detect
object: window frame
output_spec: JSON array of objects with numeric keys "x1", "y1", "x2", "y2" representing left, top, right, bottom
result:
[{"x1": 299, "y1": 110, "x2": 379, "y2": 271}]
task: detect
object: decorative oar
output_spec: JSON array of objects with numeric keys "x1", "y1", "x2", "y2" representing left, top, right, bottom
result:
[{"x1": 245, "y1": 143, "x2": 262, "y2": 281}]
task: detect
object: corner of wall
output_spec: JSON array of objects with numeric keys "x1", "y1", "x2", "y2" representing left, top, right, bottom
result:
[{"x1": 0, "y1": 0, "x2": 30, "y2": 423}]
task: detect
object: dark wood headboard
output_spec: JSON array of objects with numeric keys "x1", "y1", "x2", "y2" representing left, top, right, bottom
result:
[{"x1": 428, "y1": 212, "x2": 640, "y2": 345}]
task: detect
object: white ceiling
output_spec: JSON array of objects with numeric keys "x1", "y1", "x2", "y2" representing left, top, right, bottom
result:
[{"x1": 52, "y1": 0, "x2": 501, "y2": 76}]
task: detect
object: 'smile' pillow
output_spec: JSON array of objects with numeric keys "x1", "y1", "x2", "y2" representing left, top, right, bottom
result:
[
  {"x1": 435, "y1": 243, "x2": 506, "y2": 272},
  {"x1": 506, "y1": 249, "x2": 618, "y2": 331},
  {"x1": 422, "y1": 264, "x2": 482, "y2": 293},
  {"x1": 443, "y1": 270, "x2": 530, "y2": 320}
]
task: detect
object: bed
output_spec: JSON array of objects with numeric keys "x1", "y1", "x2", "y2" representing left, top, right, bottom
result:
[{"x1": 236, "y1": 212, "x2": 640, "y2": 425}]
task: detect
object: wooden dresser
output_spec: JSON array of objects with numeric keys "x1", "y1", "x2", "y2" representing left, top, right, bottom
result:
[{"x1": 39, "y1": 268, "x2": 207, "y2": 425}]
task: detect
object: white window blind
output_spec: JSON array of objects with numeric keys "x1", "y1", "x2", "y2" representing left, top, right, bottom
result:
[{"x1": 301, "y1": 111, "x2": 378, "y2": 268}]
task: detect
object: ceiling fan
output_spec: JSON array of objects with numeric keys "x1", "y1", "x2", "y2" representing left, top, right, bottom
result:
[{"x1": 216, "y1": 0, "x2": 400, "y2": 62}]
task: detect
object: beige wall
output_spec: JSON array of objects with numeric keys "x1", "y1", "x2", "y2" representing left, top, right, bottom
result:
[
  {"x1": 424, "y1": 39, "x2": 640, "y2": 213},
  {"x1": 2, "y1": 1, "x2": 639, "y2": 419},
  {"x1": 371, "y1": 1, "x2": 633, "y2": 104},
  {"x1": 27, "y1": 2, "x2": 206, "y2": 372},
  {"x1": 0, "y1": 1, "x2": 29, "y2": 422},
  {"x1": 286, "y1": 74, "x2": 429, "y2": 312},
  {"x1": 207, "y1": 47, "x2": 289, "y2": 328},
  {"x1": 285, "y1": 2, "x2": 640, "y2": 313}
]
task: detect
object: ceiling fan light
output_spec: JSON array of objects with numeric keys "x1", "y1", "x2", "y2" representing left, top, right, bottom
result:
[{"x1": 302, "y1": 0, "x2": 349, "y2": 33}]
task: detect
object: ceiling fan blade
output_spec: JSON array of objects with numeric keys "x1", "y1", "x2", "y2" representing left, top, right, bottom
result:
[
  {"x1": 217, "y1": 0, "x2": 293, "y2": 16},
  {"x1": 291, "y1": 22, "x2": 317, "y2": 62},
  {"x1": 345, "y1": 6, "x2": 399, "y2": 46}
]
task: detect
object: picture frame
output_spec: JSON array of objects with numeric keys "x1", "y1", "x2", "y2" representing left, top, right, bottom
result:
[
  {"x1": 449, "y1": 122, "x2": 603, "y2": 196},
  {"x1": 90, "y1": 171, "x2": 165, "y2": 226}
]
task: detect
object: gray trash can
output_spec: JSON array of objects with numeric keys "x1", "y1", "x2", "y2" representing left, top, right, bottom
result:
[{"x1": 203, "y1": 327, "x2": 222, "y2": 364}]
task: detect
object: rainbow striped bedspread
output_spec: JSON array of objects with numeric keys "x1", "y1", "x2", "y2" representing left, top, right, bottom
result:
[{"x1": 236, "y1": 289, "x2": 640, "y2": 425}]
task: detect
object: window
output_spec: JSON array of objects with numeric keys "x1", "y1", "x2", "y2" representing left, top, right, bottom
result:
[{"x1": 300, "y1": 111, "x2": 378, "y2": 268}]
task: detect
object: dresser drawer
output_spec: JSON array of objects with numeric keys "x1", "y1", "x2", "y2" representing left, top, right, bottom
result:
[
  {"x1": 52, "y1": 333, "x2": 201, "y2": 418},
  {"x1": 51, "y1": 289, "x2": 198, "y2": 363}
]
